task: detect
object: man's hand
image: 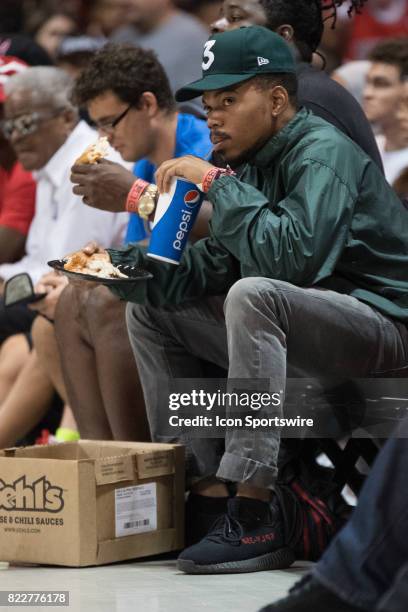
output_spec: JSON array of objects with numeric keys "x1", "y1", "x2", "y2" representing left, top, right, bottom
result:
[
  {"x1": 64, "y1": 241, "x2": 108, "y2": 258},
  {"x1": 70, "y1": 159, "x2": 136, "y2": 212},
  {"x1": 62, "y1": 242, "x2": 111, "y2": 290},
  {"x1": 155, "y1": 155, "x2": 214, "y2": 194},
  {"x1": 29, "y1": 272, "x2": 68, "y2": 320}
]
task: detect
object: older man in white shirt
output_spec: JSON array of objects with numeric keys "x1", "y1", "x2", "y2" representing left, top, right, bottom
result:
[{"x1": 0, "y1": 66, "x2": 129, "y2": 341}]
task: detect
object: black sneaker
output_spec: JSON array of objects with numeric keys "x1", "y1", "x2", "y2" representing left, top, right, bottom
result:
[
  {"x1": 177, "y1": 496, "x2": 295, "y2": 574},
  {"x1": 258, "y1": 576, "x2": 368, "y2": 612},
  {"x1": 185, "y1": 493, "x2": 229, "y2": 546}
]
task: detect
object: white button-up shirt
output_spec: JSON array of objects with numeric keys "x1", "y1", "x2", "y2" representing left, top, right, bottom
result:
[{"x1": 0, "y1": 121, "x2": 130, "y2": 284}]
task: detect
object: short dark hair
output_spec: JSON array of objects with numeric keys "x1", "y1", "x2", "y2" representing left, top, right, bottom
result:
[
  {"x1": 253, "y1": 73, "x2": 298, "y2": 106},
  {"x1": 369, "y1": 38, "x2": 408, "y2": 80},
  {"x1": 72, "y1": 43, "x2": 176, "y2": 113},
  {"x1": 259, "y1": 0, "x2": 368, "y2": 62}
]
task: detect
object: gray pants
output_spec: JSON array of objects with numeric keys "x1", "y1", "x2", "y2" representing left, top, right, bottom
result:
[{"x1": 126, "y1": 278, "x2": 408, "y2": 489}]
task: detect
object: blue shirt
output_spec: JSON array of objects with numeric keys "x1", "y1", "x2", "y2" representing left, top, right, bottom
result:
[{"x1": 125, "y1": 113, "x2": 211, "y2": 243}]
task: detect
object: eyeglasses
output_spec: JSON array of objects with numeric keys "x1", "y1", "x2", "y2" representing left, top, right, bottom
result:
[
  {"x1": 94, "y1": 104, "x2": 132, "y2": 134},
  {"x1": 0, "y1": 108, "x2": 65, "y2": 140}
]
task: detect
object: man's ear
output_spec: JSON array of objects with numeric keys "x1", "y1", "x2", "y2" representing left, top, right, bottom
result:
[
  {"x1": 61, "y1": 107, "x2": 78, "y2": 133},
  {"x1": 269, "y1": 85, "x2": 289, "y2": 117},
  {"x1": 276, "y1": 24, "x2": 295, "y2": 43},
  {"x1": 139, "y1": 91, "x2": 160, "y2": 118}
]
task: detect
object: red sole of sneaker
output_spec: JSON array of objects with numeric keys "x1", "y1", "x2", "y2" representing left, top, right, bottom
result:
[{"x1": 177, "y1": 547, "x2": 296, "y2": 574}]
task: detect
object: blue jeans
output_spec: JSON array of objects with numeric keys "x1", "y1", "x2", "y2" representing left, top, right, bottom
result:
[
  {"x1": 314, "y1": 417, "x2": 408, "y2": 612},
  {"x1": 126, "y1": 277, "x2": 408, "y2": 489}
]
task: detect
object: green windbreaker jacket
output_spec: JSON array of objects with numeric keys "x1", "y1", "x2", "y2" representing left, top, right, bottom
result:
[{"x1": 109, "y1": 108, "x2": 408, "y2": 323}]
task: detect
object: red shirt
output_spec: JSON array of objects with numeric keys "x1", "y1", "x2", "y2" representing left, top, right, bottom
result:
[
  {"x1": 0, "y1": 161, "x2": 36, "y2": 236},
  {"x1": 346, "y1": 4, "x2": 408, "y2": 60}
]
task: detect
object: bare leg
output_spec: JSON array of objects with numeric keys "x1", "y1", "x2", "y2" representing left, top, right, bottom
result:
[
  {"x1": 54, "y1": 284, "x2": 113, "y2": 439},
  {"x1": 0, "y1": 349, "x2": 55, "y2": 448},
  {"x1": 85, "y1": 287, "x2": 150, "y2": 441},
  {"x1": 0, "y1": 334, "x2": 30, "y2": 403},
  {"x1": 55, "y1": 284, "x2": 149, "y2": 441},
  {"x1": 59, "y1": 405, "x2": 77, "y2": 431},
  {"x1": 31, "y1": 316, "x2": 68, "y2": 402}
]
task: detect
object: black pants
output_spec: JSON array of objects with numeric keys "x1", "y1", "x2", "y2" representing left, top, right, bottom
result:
[{"x1": 0, "y1": 298, "x2": 37, "y2": 344}]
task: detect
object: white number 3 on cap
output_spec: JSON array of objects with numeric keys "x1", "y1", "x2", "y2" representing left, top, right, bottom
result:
[{"x1": 202, "y1": 40, "x2": 216, "y2": 71}]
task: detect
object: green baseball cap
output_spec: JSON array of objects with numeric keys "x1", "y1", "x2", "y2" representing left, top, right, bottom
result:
[{"x1": 176, "y1": 26, "x2": 296, "y2": 102}]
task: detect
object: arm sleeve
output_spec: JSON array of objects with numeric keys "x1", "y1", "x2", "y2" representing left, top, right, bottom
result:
[
  {"x1": 207, "y1": 159, "x2": 357, "y2": 285},
  {"x1": 108, "y1": 236, "x2": 240, "y2": 307}
]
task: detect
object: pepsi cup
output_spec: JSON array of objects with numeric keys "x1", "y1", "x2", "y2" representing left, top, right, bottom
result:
[{"x1": 147, "y1": 177, "x2": 204, "y2": 265}]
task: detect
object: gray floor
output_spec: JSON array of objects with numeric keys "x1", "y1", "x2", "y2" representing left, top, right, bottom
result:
[{"x1": 1, "y1": 559, "x2": 312, "y2": 611}]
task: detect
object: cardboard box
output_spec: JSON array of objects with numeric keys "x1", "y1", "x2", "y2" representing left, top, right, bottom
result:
[{"x1": 0, "y1": 440, "x2": 185, "y2": 567}]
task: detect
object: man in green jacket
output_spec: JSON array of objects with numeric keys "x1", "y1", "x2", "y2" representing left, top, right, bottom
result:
[{"x1": 106, "y1": 27, "x2": 408, "y2": 574}]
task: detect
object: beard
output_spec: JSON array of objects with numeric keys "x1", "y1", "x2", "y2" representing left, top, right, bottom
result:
[{"x1": 212, "y1": 133, "x2": 271, "y2": 169}]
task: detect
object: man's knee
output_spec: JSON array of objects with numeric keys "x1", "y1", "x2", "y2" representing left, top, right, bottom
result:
[
  {"x1": 86, "y1": 286, "x2": 122, "y2": 328},
  {"x1": 125, "y1": 302, "x2": 152, "y2": 337},
  {"x1": 55, "y1": 284, "x2": 80, "y2": 324},
  {"x1": 224, "y1": 277, "x2": 282, "y2": 316}
]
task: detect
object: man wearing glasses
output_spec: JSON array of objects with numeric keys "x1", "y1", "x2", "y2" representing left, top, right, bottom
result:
[
  {"x1": 69, "y1": 42, "x2": 212, "y2": 243},
  {"x1": 0, "y1": 64, "x2": 129, "y2": 343}
]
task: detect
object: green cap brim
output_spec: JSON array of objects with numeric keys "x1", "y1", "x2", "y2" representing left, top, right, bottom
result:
[{"x1": 176, "y1": 73, "x2": 256, "y2": 102}]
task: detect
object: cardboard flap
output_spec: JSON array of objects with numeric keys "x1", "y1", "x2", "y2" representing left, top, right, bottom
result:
[
  {"x1": 136, "y1": 450, "x2": 175, "y2": 479},
  {"x1": 0, "y1": 447, "x2": 18, "y2": 457},
  {"x1": 94, "y1": 455, "x2": 135, "y2": 486},
  {"x1": 95, "y1": 528, "x2": 178, "y2": 566}
]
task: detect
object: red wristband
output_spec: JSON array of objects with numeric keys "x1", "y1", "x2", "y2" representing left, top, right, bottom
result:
[
  {"x1": 201, "y1": 166, "x2": 236, "y2": 193},
  {"x1": 126, "y1": 179, "x2": 149, "y2": 213}
]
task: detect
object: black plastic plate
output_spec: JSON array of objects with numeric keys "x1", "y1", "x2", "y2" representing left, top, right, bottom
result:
[{"x1": 47, "y1": 259, "x2": 153, "y2": 286}]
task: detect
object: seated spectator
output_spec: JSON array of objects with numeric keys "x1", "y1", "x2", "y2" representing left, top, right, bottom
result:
[
  {"x1": 53, "y1": 43, "x2": 211, "y2": 440},
  {"x1": 259, "y1": 417, "x2": 408, "y2": 612},
  {"x1": 0, "y1": 65, "x2": 128, "y2": 344},
  {"x1": 0, "y1": 56, "x2": 35, "y2": 264},
  {"x1": 209, "y1": 0, "x2": 386, "y2": 543},
  {"x1": 211, "y1": 0, "x2": 383, "y2": 171},
  {"x1": 364, "y1": 37, "x2": 408, "y2": 184},
  {"x1": 101, "y1": 26, "x2": 408, "y2": 575}
]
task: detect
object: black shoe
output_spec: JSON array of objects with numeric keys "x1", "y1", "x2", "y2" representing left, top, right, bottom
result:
[
  {"x1": 185, "y1": 493, "x2": 229, "y2": 546},
  {"x1": 258, "y1": 576, "x2": 368, "y2": 612},
  {"x1": 178, "y1": 496, "x2": 295, "y2": 574}
]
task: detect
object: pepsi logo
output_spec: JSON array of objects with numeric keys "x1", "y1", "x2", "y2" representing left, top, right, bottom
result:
[{"x1": 184, "y1": 190, "x2": 201, "y2": 208}]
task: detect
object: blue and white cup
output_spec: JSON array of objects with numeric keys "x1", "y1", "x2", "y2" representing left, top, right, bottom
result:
[{"x1": 147, "y1": 177, "x2": 204, "y2": 265}]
